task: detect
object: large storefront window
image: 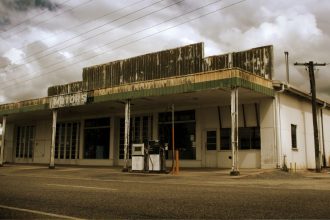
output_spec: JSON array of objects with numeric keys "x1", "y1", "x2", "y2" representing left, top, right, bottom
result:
[
  {"x1": 119, "y1": 116, "x2": 153, "y2": 159},
  {"x1": 16, "y1": 125, "x2": 35, "y2": 159},
  {"x1": 55, "y1": 122, "x2": 80, "y2": 159},
  {"x1": 158, "y1": 110, "x2": 196, "y2": 160},
  {"x1": 220, "y1": 127, "x2": 260, "y2": 150},
  {"x1": 84, "y1": 117, "x2": 110, "y2": 159}
]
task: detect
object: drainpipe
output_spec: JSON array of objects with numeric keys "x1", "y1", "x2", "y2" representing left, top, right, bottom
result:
[
  {"x1": 284, "y1": 52, "x2": 290, "y2": 84},
  {"x1": 321, "y1": 102, "x2": 327, "y2": 167},
  {"x1": 275, "y1": 83, "x2": 285, "y2": 168}
]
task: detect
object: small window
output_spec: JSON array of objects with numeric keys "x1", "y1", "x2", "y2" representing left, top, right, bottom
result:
[
  {"x1": 291, "y1": 124, "x2": 297, "y2": 149},
  {"x1": 206, "y1": 130, "x2": 217, "y2": 150},
  {"x1": 220, "y1": 128, "x2": 231, "y2": 150},
  {"x1": 220, "y1": 127, "x2": 260, "y2": 150}
]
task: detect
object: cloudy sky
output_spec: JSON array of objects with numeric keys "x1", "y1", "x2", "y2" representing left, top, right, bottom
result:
[{"x1": 0, "y1": 0, "x2": 329, "y2": 104}]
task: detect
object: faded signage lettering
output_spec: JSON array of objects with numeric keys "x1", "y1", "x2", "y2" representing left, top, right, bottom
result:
[{"x1": 49, "y1": 92, "x2": 87, "y2": 109}]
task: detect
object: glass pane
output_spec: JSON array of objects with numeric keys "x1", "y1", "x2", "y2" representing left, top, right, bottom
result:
[
  {"x1": 20, "y1": 126, "x2": 25, "y2": 158},
  {"x1": 60, "y1": 125, "x2": 65, "y2": 159},
  {"x1": 65, "y1": 123, "x2": 72, "y2": 159},
  {"x1": 239, "y1": 127, "x2": 251, "y2": 150},
  {"x1": 291, "y1": 124, "x2": 297, "y2": 148},
  {"x1": 119, "y1": 118, "x2": 125, "y2": 159},
  {"x1": 206, "y1": 130, "x2": 217, "y2": 150},
  {"x1": 55, "y1": 123, "x2": 60, "y2": 158},
  {"x1": 158, "y1": 122, "x2": 196, "y2": 160},
  {"x1": 85, "y1": 118, "x2": 110, "y2": 128},
  {"x1": 16, "y1": 127, "x2": 20, "y2": 158},
  {"x1": 84, "y1": 127, "x2": 110, "y2": 159},
  {"x1": 28, "y1": 126, "x2": 35, "y2": 158},
  {"x1": 220, "y1": 128, "x2": 231, "y2": 150},
  {"x1": 71, "y1": 123, "x2": 77, "y2": 159}
]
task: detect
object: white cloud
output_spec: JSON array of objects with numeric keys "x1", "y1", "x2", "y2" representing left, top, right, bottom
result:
[
  {"x1": 3, "y1": 48, "x2": 25, "y2": 65},
  {"x1": 0, "y1": 0, "x2": 330, "y2": 103},
  {"x1": 59, "y1": 51, "x2": 73, "y2": 59}
]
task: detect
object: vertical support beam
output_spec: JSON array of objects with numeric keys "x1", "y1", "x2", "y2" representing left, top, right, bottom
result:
[
  {"x1": 0, "y1": 116, "x2": 7, "y2": 166},
  {"x1": 320, "y1": 107, "x2": 326, "y2": 167},
  {"x1": 294, "y1": 61, "x2": 326, "y2": 172},
  {"x1": 171, "y1": 104, "x2": 175, "y2": 174},
  {"x1": 123, "y1": 99, "x2": 131, "y2": 172},
  {"x1": 230, "y1": 88, "x2": 240, "y2": 176},
  {"x1": 49, "y1": 110, "x2": 57, "y2": 169},
  {"x1": 308, "y1": 61, "x2": 321, "y2": 172}
]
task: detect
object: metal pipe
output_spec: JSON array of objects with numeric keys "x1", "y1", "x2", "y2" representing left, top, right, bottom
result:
[
  {"x1": 123, "y1": 99, "x2": 131, "y2": 171},
  {"x1": 284, "y1": 51, "x2": 290, "y2": 84},
  {"x1": 230, "y1": 88, "x2": 239, "y2": 176},
  {"x1": 0, "y1": 116, "x2": 7, "y2": 166},
  {"x1": 49, "y1": 110, "x2": 57, "y2": 169}
]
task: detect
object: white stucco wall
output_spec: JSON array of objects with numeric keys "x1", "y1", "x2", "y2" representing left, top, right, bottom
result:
[
  {"x1": 260, "y1": 98, "x2": 277, "y2": 169},
  {"x1": 276, "y1": 92, "x2": 330, "y2": 169},
  {"x1": 197, "y1": 104, "x2": 261, "y2": 169},
  {"x1": 321, "y1": 108, "x2": 330, "y2": 167}
]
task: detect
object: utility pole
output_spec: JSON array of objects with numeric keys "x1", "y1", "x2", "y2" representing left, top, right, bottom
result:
[{"x1": 294, "y1": 61, "x2": 326, "y2": 172}]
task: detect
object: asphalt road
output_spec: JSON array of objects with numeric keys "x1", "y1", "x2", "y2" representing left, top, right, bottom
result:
[{"x1": 0, "y1": 165, "x2": 329, "y2": 219}]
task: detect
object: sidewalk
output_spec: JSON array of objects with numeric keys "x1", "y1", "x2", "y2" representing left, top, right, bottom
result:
[{"x1": 2, "y1": 163, "x2": 329, "y2": 180}]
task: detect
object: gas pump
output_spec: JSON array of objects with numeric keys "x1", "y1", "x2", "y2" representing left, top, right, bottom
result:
[
  {"x1": 131, "y1": 143, "x2": 144, "y2": 171},
  {"x1": 131, "y1": 140, "x2": 167, "y2": 172},
  {"x1": 147, "y1": 140, "x2": 168, "y2": 172}
]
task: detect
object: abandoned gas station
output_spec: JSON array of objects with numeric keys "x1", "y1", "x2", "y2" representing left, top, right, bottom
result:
[{"x1": 0, "y1": 42, "x2": 329, "y2": 172}]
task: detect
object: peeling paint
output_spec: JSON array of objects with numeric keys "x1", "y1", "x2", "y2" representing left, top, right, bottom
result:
[{"x1": 0, "y1": 43, "x2": 276, "y2": 115}]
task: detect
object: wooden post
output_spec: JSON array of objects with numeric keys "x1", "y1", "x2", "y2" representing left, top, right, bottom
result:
[
  {"x1": 175, "y1": 149, "x2": 179, "y2": 174},
  {"x1": 294, "y1": 61, "x2": 326, "y2": 172}
]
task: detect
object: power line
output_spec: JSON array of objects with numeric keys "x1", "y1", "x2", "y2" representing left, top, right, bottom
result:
[
  {"x1": 0, "y1": 0, "x2": 247, "y2": 92},
  {"x1": 1, "y1": 0, "x2": 93, "y2": 39},
  {"x1": 0, "y1": 0, "x2": 147, "y2": 69},
  {"x1": 0, "y1": 0, "x2": 72, "y2": 35},
  {"x1": 0, "y1": 0, "x2": 244, "y2": 90},
  {"x1": 1, "y1": 0, "x2": 210, "y2": 84},
  {"x1": 1, "y1": 0, "x2": 166, "y2": 76}
]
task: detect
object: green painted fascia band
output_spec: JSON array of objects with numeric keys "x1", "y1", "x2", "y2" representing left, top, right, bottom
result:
[{"x1": 94, "y1": 77, "x2": 274, "y2": 103}]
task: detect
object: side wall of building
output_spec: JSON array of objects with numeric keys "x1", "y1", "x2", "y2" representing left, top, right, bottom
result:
[
  {"x1": 321, "y1": 108, "x2": 330, "y2": 167},
  {"x1": 260, "y1": 98, "x2": 277, "y2": 169},
  {"x1": 277, "y1": 92, "x2": 330, "y2": 169}
]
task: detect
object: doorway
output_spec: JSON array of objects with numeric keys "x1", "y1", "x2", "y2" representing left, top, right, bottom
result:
[{"x1": 203, "y1": 129, "x2": 218, "y2": 167}]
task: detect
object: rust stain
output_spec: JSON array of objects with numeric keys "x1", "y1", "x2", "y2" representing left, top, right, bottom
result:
[{"x1": 0, "y1": 43, "x2": 275, "y2": 112}]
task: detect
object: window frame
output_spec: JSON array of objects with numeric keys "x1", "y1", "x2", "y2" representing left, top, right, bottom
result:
[{"x1": 291, "y1": 124, "x2": 297, "y2": 150}]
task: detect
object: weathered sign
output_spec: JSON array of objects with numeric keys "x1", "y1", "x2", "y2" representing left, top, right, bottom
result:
[
  {"x1": 48, "y1": 81, "x2": 83, "y2": 96},
  {"x1": 49, "y1": 92, "x2": 87, "y2": 109},
  {"x1": 233, "y1": 45, "x2": 273, "y2": 79},
  {"x1": 82, "y1": 42, "x2": 204, "y2": 91}
]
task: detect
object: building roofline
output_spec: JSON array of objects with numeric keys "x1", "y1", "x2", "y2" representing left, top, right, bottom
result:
[
  {"x1": 273, "y1": 80, "x2": 330, "y2": 109},
  {"x1": 0, "y1": 68, "x2": 274, "y2": 116}
]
